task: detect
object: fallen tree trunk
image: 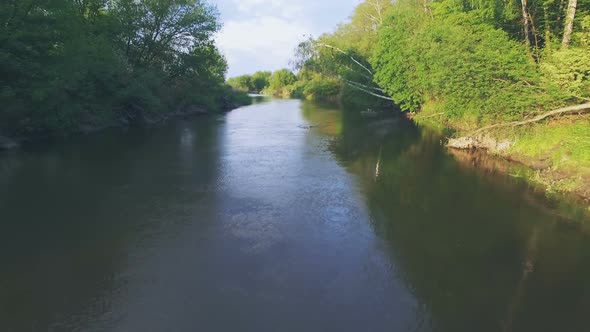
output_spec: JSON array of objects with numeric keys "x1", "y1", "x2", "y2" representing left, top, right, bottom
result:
[
  {"x1": 447, "y1": 102, "x2": 590, "y2": 151},
  {"x1": 471, "y1": 102, "x2": 590, "y2": 135}
]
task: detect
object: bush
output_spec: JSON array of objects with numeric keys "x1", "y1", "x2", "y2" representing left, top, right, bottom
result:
[
  {"x1": 302, "y1": 78, "x2": 342, "y2": 102},
  {"x1": 372, "y1": 4, "x2": 556, "y2": 126},
  {"x1": 541, "y1": 47, "x2": 590, "y2": 98}
]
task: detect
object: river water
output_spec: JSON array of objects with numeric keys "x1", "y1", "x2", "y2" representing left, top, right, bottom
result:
[{"x1": 0, "y1": 98, "x2": 589, "y2": 332}]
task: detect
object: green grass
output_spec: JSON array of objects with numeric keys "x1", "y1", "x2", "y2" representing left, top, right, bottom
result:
[
  {"x1": 509, "y1": 119, "x2": 590, "y2": 171},
  {"x1": 502, "y1": 119, "x2": 590, "y2": 196}
]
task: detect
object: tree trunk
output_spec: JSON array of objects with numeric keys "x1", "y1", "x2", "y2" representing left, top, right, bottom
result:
[
  {"x1": 562, "y1": 0, "x2": 578, "y2": 47},
  {"x1": 543, "y1": 5, "x2": 551, "y2": 53},
  {"x1": 529, "y1": 12, "x2": 541, "y2": 60},
  {"x1": 521, "y1": 0, "x2": 532, "y2": 50}
]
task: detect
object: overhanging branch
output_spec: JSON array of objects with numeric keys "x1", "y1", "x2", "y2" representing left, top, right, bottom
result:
[
  {"x1": 316, "y1": 42, "x2": 373, "y2": 76},
  {"x1": 344, "y1": 81, "x2": 394, "y2": 101}
]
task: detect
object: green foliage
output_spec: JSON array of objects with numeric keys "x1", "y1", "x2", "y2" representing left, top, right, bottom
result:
[
  {"x1": 506, "y1": 119, "x2": 590, "y2": 195},
  {"x1": 227, "y1": 69, "x2": 305, "y2": 99},
  {"x1": 291, "y1": 0, "x2": 394, "y2": 107},
  {"x1": 541, "y1": 47, "x2": 590, "y2": 97},
  {"x1": 251, "y1": 71, "x2": 272, "y2": 92},
  {"x1": 371, "y1": 0, "x2": 585, "y2": 127},
  {"x1": 510, "y1": 120, "x2": 590, "y2": 170},
  {"x1": 224, "y1": 86, "x2": 254, "y2": 107},
  {"x1": 289, "y1": 0, "x2": 590, "y2": 122},
  {"x1": 370, "y1": 4, "x2": 426, "y2": 111},
  {"x1": 0, "y1": 0, "x2": 236, "y2": 137},
  {"x1": 331, "y1": 0, "x2": 393, "y2": 57},
  {"x1": 267, "y1": 69, "x2": 297, "y2": 90},
  {"x1": 262, "y1": 69, "x2": 298, "y2": 97},
  {"x1": 227, "y1": 75, "x2": 253, "y2": 92},
  {"x1": 577, "y1": 15, "x2": 590, "y2": 46},
  {"x1": 226, "y1": 71, "x2": 271, "y2": 93},
  {"x1": 301, "y1": 76, "x2": 342, "y2": 102}
]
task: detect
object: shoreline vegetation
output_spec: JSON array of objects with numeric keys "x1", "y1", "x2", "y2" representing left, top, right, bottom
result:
[
  {"x1": 230, "y1": 0, "x2": 589, "y2": 204},
  {"x1": 0, "y1": 0, "x2": 251, "y2": 150},
  {"x1": 3, "y1": 1, "x2": 589, "y2": 204}
]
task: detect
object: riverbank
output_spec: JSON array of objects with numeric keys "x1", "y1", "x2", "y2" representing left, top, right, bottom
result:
[
  {"x1": 0, "y1": 93, "x2": 251, "y2": 152},
  {"x1": 414, "y1": 113, "x2": 590, "y2": 205}
]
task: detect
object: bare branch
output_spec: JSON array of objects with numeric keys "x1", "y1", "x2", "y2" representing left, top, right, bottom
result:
[
  {"x1": 344, "y1": 81, "x2": 394, "y2": 101},
  {"x1": 316, "y1": 42, "x2": 373, "y2": 76},
  {"x1": 343, "y1": 79, "x2": 385, "y2": 92}
]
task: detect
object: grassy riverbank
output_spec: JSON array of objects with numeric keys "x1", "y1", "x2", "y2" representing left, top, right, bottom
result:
[
  {"x1": 500, "y1": 120, "x2": 590, "y2": 201},
  {"x1": 414, "y1": 110, "x2": 590, "y2": 203}
]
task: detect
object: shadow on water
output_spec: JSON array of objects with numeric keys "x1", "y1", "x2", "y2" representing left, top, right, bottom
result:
[
  {"x1": 302, "y1": 101, "x2": 590, "y2": 332},
  {"x1": 0, "y1": 116, "x2": 224, "y2": 331}
]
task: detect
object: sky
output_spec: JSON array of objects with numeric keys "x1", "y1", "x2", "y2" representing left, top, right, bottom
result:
[{"x1": 214, "y1": 0, "x2": 360, "y2": 78}]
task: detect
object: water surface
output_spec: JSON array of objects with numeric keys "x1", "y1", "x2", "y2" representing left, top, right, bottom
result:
[{"x1": 0, "y1": 99, "x2": 589, "y2": 332}]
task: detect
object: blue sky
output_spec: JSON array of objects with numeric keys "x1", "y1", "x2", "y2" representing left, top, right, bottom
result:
[{"x1": 214, "y1": 0, "x2": 360, "y2": 78}]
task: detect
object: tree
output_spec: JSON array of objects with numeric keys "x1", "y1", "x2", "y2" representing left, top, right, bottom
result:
[
  {"x1": 227, "y1": 74, "x2": 255, "y2": 91},
  {"x1": 251, "y1": 71, "x2": 271, "y2": 92},
  {"x1": 291, "y1": 0, "x2": 395, "y2": 105},
  {"x1": 520, "y1": 0, "x2": 532, "y2": 51},
  {"x1": 562, "y1": 0, "x2": 578, "y2": 47},
  {"x1": 112, "y1": 0, "x2": 220, "y2": 68},
  {"x1": 0, "y1": 0, "x2": 239, "y2": 137},
  {"x1": 268, "y1": 69, "x2": 296, "y2": 90}
]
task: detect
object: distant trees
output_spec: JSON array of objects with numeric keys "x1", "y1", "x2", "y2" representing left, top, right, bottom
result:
[
  {"x1": 251, "y1": 71, "x2": 272, "y2": 92},
  {"x1": 0, "y1": 0, "x2": 240, "y2": 137},
  {"x1": 227, "y1": 75, "x2": 252, "y2": 92},
  {"x1": 267, "y1": 69, "x2": 296, "y2": 92},
  {"x1": 227, "y1": 71, "x2": 271, "y2": 93},
  {"x1": 227, "y1": 69, "x2": 299, "y2": 97}
]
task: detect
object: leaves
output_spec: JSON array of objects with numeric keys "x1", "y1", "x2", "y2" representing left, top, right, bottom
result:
[
  {"x1": 371, "y1": 0, "x2": 588, "y2": 127},
  {"x1": 0, "y1": 0, "x2": 229, "y2": 136}
]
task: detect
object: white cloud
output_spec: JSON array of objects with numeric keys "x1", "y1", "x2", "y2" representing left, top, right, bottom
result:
[
  {"x1": 213, "y1": 0, "x2": 360, "y2": 77},
  {"x1": 232, "y1": 0, "x2": 304, "y2": 18},
  {"x1": 216, "y1": 16, "x2": 309, "y2": 76}
]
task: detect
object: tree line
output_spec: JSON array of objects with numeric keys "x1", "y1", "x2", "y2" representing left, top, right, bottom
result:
[
  {"x1": 227, "y1": 68, "x2": 347, "y2": 103},
  {"x1": 0, "y1": 0, "x2": 248, "y2": 138},
  {"x1": 292, "y1": 0, "x2": 589, "y2": 127}
]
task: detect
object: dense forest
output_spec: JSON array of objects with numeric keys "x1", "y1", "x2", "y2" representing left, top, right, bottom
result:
[
  {"x1": 230, "y1": 0, "x2": 590, "y2": 197},
  {"x1": 0, "y1": 0, "x2": 249, "y2": 141}
]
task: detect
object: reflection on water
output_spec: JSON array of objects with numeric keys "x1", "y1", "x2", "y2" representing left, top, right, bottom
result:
[
  {"x1": 0, "y1": 99, "x2": 588, "y2": 332},
  {"x1": 302, "y1": 102, "x2": 590, "y2": 332},
  {"x1": 0, "y1": 118, "x2": 223, "y2": 331}
]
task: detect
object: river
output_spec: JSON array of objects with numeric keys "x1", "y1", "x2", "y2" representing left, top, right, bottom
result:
[{"x1": 0, "y1": 98, "x2": 589, "y2": 332}]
